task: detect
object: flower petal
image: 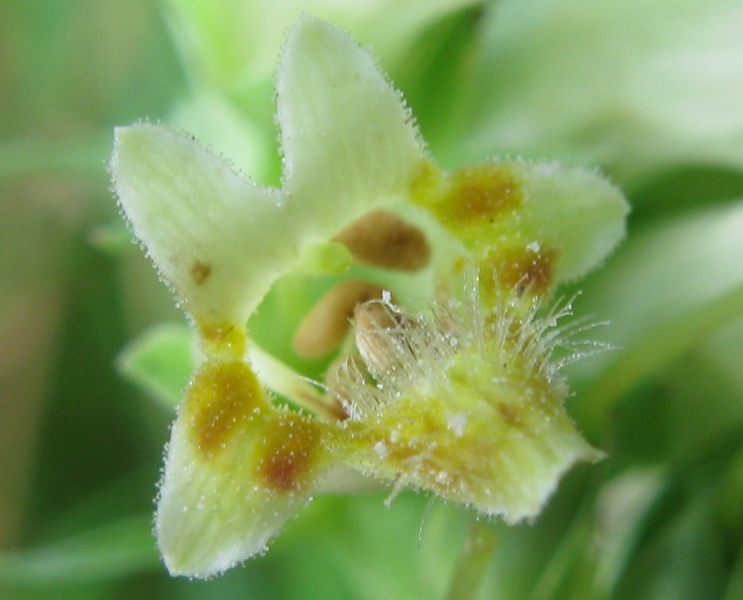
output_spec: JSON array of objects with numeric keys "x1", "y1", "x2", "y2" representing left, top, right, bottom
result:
[
  {"x1": 413, "y1": 159, "x2": 629, "y2": 292},
  {"x1": 156, "y1": 357, "x2": 331, "y2": 576},
  {"x1": 111, "y1": 124, "x2": 296, "y2": 325},
  {"x1": 338, "y1": 392, "x2": 600, "y2": 523},
  {"x1": 277, "y1": 15, "x2": 429, "y2": 240}
]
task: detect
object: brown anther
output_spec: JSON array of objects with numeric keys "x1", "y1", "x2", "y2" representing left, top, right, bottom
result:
[
  {"x1": 333, "y1": 209, "x2": 431, "y2": 272},
  {"x1": 292, "y1": 280, "x2": 385, "y2": 359}
]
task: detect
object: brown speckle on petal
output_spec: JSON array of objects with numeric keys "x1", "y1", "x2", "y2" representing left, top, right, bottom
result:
[
  {"x1": 185, "y1": 359, "x2": 265, "y2": 459},
  {"x1": 436, "y1": 164, "x2": 523, "y2": 228},
  {"x1": 258, "y1": 415, "x2": 324, "y2": 492},
  {"x1": 191, "y1": 261, "x2": 212, "y2": 285},
  {"x1": 485, "y1": 245, "x2": 557, "y2": 298}
]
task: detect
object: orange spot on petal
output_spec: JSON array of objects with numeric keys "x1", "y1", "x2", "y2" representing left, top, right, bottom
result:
[
  {"x1": 486, "y1": 245, "x2": 557, "y2": 297},
  {"x1": 258, "y1": 415, "x2": 323, "y2": 492},
  {"x1": 496, "y1": 402, "x2": 520, "y2": 425},
  {"x1": 442, "y1": 164, "x2": 522, "y2": 226},
  {"x1": 185, "y1": 359, "x2": 265, "y2": 458}
]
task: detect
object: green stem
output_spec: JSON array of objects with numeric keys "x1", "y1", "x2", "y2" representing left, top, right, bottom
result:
[
  {"x1": 248, "y1": 344, "x2": 347, "y2": 421},
  {"x1": 529, "y1": 512, "x2": 592, "y2": 600},
  {"x1": 444, "y1": 522, "x2": 497, "y2": 600}
]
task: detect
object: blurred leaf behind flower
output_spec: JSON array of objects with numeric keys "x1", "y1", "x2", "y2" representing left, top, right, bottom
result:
[{"x1": 0, "y1": 0, "x2": 184, "y2": 588}]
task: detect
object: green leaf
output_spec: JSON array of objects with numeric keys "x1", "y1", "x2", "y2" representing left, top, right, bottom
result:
[
  {"x1": 616, "y1": 500, "x2": 726, "y2": 600},
  {"x1": 717, "y1": 443, "x2": 743, "y2": 537},
  {"x1": 117, "y1": 322, "x2": 195, "y2": 409},
  {"x1": 661, "y1": 320, "x2": 743, "y2": 463},
  {"x1": 0, "y1": 136, "x2": 111, "y2": 181},
  {"x1": 0, "y1": 515, "x2": 158, "y2": 586},
  {"x1": 452, "y1": 0, "x2": 743, "y2": 189},
  {"x1": 723, "y1": 536, "x2": 743, "y2": 600},
  {"x1": 444, "y1": 523, "x2": 498, "y2": 600},
  {"x1": 168, "y1": 91, "x2": 282, "y2": 186},
  {"x1": 590, "y1": 468, "x2": 669, "y2": 598},
  {"x1": 571, "y1": 201, "x2": 743, "y2": 433},
  {"x1": 162, "y1": 0, "x2": 481, "y2": 96}
]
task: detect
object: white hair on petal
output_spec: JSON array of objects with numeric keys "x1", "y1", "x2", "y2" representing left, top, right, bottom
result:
[{"x1": 330, "y1": 266, "x2": 606, "y2": 421}]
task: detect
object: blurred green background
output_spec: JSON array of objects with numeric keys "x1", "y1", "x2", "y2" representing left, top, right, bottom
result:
[{"x1": 1, "y1": 1, "x2": 743, "y2": 598}]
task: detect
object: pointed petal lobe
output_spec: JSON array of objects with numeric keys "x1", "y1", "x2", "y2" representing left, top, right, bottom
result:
[
  {"x1": 112, "y1": 124, "x2": 297, "y2": 325},
  {"x1": 156, "y1": 358, "x2": 331, "y2": 576},
  {"x1": 277, "y1": 15, "x2": 429, "y2": 240}
]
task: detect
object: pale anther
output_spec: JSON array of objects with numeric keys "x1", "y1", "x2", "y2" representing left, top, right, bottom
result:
[
  {"x1": 292, "y1": 280, "x2": 385, "y2": 358},
  {"x1": 353, "y1": 299, "x2": 420, "y2": 376}
]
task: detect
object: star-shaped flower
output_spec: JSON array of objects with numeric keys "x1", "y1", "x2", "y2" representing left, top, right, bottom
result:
[{"x1": 111, "y1": 15, "x2": 628, "y2": 577}]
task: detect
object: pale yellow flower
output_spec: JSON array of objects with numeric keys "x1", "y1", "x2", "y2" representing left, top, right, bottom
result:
[{"x1": 111, "y1": 15, "x2": 628, "y2": 577}]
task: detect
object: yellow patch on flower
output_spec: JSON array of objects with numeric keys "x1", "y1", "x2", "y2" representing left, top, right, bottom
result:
[{"x1": 184, "y1": 359, "x2": 264, "y2": 459}]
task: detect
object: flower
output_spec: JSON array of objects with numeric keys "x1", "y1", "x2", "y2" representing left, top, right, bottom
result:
[{"x1": 111, "y1": 15, "x2": 628, "y2": 577}]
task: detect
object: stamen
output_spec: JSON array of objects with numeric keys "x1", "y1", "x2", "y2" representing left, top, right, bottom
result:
[
  {"x1": 324, "y1": 355, "x2": 371, "y2": 418},
  {"x1": 293, "y1": 280, "x2": 385, "y2": 358},
  {"x1": 248, "y1": 345, "x2": 347, "y2": 421},
  {"x1": 353, "y1": 298, "x2": 418, "y2": 377},
  {"x1": 333, "y1": 209, "x2": 431, "y2": 272}
]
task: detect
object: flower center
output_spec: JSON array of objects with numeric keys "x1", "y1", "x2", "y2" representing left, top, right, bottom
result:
[
  {"x1": 293, "y1": 209, "x2": 431, "y2": 343},
  {"x1": 282, "y1": 208, "x2": 434, "y2": 419}
]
